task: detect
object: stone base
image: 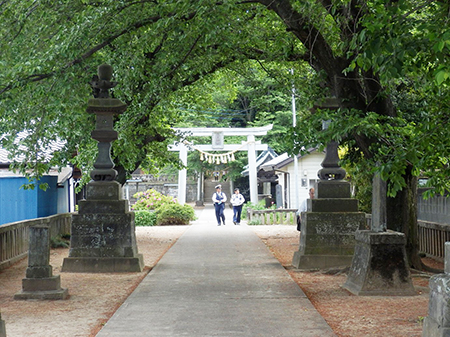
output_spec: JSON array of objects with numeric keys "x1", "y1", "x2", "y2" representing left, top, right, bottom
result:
[
  {"x1": 421, "y1": 273, "x2": 450, "y2": 336},
  {"x1": 0, "y1": 313, "x2": 5, "y2": 337},
  {"x1": 22, "y1": 275, "x2": 62, "y2": 292},
  {"x1": 423, "y1": 316, "x2": 450, "y2": 337},
  {"x1": 292, "y1": 252, "x2": 353, "y2": 270},
  {"x1": 292, "y1": 212, "x2": 365, "y2": 269},
  {"x1": 14, "y1": 288, "x2": 69, "y2": 300},
  {"x1": 309, "y1": 198, "x2": 359, "y2": 212},
  {"x1": 14, "y1": 275, "x2": 69, "y2": 300},
  {"x1": 62, "y1": 254, "x2": 144, "y2": 273},
  {"x1": 62, "y1": 181, "x2": 144, "y2": 273},
  {"x1": 315, "y1": 180, "x2": 351, "y2": 199},
  {"x1": 343, "y1": 230, "x2": 416, "y2": 296}
]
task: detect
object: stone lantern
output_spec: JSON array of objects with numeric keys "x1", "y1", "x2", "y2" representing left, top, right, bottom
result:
[
  {"x1": 296, "y1": 97, "x2": 414, "y2": 295},
  {"x1": 62, "y1": 64, "x2": 144, "y2": 273},
  {"x1": 292, "y1": 97, "x2": 366, "y2": 270},
  {"x1": 313, "y1": 97, "x2": 347, "y2": 181},
  {"x1": 87, "y1": 64, "x2": 126, "y2": 181}
]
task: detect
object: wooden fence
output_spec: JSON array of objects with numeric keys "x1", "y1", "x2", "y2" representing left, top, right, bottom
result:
[
  {"x1": 418, "y1": 221, "x2": 450, "y2": 261},
  {"x1": 366, "y1": 214, "x2": 450, "y2": 260},
  {"x1": 247, "y1": 209, "x2": 450, "y2": 261},
  {"x1": 1, "y1": 210, "x2": 450, "y2": 269},
  {"x1": 246, "y1": 208, "x2": 297, "y2": 225},
  {"x1": 0, "y1": 213, "x2": 72, "y2": 271}
]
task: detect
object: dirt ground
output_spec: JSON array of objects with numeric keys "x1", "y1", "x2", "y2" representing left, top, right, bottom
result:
[
  {"x1": 0, "y1": 224, "x2": 437, "y2": 337},
  {"x1": 252, "y1": 225, "x2": 435, "y2": 337}
]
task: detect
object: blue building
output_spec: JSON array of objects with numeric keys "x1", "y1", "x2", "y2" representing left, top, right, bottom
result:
[
  {"x1": 0, "y1": 167, "x2": 74, "y2": 226},
  {"x1": 0, "y1": 139, "x2": 74, "y2": 226},
  {"x1": 0, "y1": 175, "x2": 57, "y2": 224}
]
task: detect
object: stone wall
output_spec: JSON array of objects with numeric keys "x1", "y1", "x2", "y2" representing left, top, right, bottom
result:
[{"x1": 124, "y1": 182, "x2": 197, "y2": 205}]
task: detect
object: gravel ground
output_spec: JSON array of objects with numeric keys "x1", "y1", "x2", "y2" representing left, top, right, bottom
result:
[
  {"x1": 0, "y1": 224, "x2": 434, "y2": 337},
  {"x1": 252, "y1": 225, "x2": 432, "y2": 337},
  {"x1": 0, "y1": 226, "x2": 188, "y2": 337}
]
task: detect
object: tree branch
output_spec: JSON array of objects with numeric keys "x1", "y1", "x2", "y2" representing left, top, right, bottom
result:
[
  {"x1": 67, "y1": 15, "x2": 163, "y2": 67},
  {"x1": 10, "y1": 0, "x2": 40, "y2": 42},
  {"x1": 163, "y1": 35, "x2": 202, "y2": 80}
]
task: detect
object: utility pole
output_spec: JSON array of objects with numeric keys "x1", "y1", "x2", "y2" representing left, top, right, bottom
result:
[{"x1": 291, "y1": 69, "x2": 299, "y2": 209}]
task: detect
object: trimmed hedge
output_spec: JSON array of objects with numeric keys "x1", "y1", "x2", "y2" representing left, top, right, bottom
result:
[
  {"x1": 132, "y1": 188, "x2": 196, "y2": 226},
  {"x1": 156, "y1": 203, "x2": 196, "y2": 226},
  {"x1": 134, "y1": 210, "x2": 158, "y2": 226}
]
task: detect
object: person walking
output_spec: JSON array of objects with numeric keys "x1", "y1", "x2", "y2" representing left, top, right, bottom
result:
[
  {"x1": 212, "y1": 184, "x2": 227, "y2": 226},
  {"x1": 230, "y1": 188, "x2": 245, "y2": 225}
]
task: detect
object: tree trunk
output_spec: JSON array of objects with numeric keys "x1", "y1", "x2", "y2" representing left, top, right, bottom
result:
[
  {"x1": 115, "y1": 165, "x2": 128, "y2": 186},
  {"x1": 386, "y1": 165, "x2": 422, "y2": 269},
  {"x1": 259, "y1": 0, "x2": 425, "y2": 270}
]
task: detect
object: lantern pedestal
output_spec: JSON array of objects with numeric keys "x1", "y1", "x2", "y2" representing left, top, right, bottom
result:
[
  {"x1": 62, "y1": 181, "x2": 144, "y2": 272},
  {"x1": 292, "y1": 181, "x2": 365, "y2": 270},
  {"x1": 342, "y1": 230, "x2": 415, "y2": 296}
]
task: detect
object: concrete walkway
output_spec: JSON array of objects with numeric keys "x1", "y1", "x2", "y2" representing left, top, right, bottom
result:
[{"x1": 97, "y1": 205, "x2": 336, "y2": 337}]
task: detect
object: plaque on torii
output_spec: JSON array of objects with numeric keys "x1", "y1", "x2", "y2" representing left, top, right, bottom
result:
[{"x1": 212, "y1": 132, "x2": 224, "y2": 150}]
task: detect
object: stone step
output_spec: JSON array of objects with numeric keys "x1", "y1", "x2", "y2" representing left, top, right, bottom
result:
[{"x1": 204, "y1": 180, "x2": 231, "y2": 202}]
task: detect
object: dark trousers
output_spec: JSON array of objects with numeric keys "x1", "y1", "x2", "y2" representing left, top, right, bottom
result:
[
  {"x1": 233, "y1": 205, "x2": 243, "y2": 224},
  {"x1": 296, "y1": 213, "x2": 302, "y2": 231},
  {"x1": 214, "y1": 203, "x2": 225, "y2": 224}
]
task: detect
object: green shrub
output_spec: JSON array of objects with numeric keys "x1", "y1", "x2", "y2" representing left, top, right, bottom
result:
[
  {"x1": 132, "y1": 189, "x2": 177, "y2": 211},
  {"x1": 247, "y1": 219, "x2": 262, "y2": 226},
  {"x1": 241, "y1": 200, "x2": 270, "y2": 220},
  {"x1": 50, "y1": 235, "x2": 70, "y2": 248},
  {"x1": 134, "y1": 210, "x2": 158, "y2": 226},
  {"x1": 156, "y1": 203, "x2": 196, "y2": 226}
]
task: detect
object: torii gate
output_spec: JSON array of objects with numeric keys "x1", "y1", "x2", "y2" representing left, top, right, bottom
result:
[{"x1": 170, "y1": 125, "x2": 273, "y2": 205}]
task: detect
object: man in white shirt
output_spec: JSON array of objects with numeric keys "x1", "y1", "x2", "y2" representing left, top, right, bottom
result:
[
  {"x1": 230, "y1": 188, "x2": 245, "y2": 225},
  {"x1": 212, "y1": 185, "x2": 227, "y2": 226},
  {"x1": 296, "y1": 187, "x2": 315, "y2": 231}
]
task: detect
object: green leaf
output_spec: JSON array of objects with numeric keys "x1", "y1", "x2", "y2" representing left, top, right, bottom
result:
[{"x1": 435, "y1": 70, "x2": 448, "y2": 85}]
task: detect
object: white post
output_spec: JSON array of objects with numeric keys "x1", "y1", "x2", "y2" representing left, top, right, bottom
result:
[
  {"x1": 201, "y1": 170, "x2": 204, "y2": 201},
  {"x1": 196, "y1": 170, "x2": 204, "y2": 205},
  {"x1": 291, "y1": 69, "x2": 299, "y2": 210},
  {"x1": 248, "y1": 134, "x2": 258, "y2": 204},
  {"x1": 69, "y1": 178, "x2": 75, "y2": 213},
  {"x1": 178, "y1": 143, "x2": 188, "y2": 205},
  {"x1": 125, "y1": 182, "x2": 130, "y2": 200}
]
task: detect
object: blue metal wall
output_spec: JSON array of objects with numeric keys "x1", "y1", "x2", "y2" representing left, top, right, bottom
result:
[
  {"x1": 37, "y1": 176, "x2": 58, "y2": 218},
  {"x1": 0, "y1": 176, "x2": 58, "y2": 226}
]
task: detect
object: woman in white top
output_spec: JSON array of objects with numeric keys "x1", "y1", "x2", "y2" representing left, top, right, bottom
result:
[{"x1": 230, "y1": 188, "x2": 245, "y2": 225}]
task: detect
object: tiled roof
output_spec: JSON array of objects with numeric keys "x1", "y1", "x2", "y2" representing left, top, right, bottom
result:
[
  {"x1": 0, "y1": 131, "x2": 66, "y2": 164},
  {"x1": 260, "y1": 147, "x2": 320, "y2": 171},
  {"x1": 241, "y1": 147, "x2": 278, "y2": 176},
  {"x1": 0, "y1": 148, "x2": 9, "y2": 163}
]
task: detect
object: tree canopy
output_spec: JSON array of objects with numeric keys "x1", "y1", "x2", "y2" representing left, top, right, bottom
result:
[
  {"x1": 0, "y1": 0, "x2": 306, "y2": 184},
  {"x1": 1, "y1": 0, "x2": 449, "y2": 267}
]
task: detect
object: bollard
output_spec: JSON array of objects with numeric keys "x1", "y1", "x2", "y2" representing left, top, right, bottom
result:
[{"x1": 14, "y1": 225, "x2": 68, "y2": 300}]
